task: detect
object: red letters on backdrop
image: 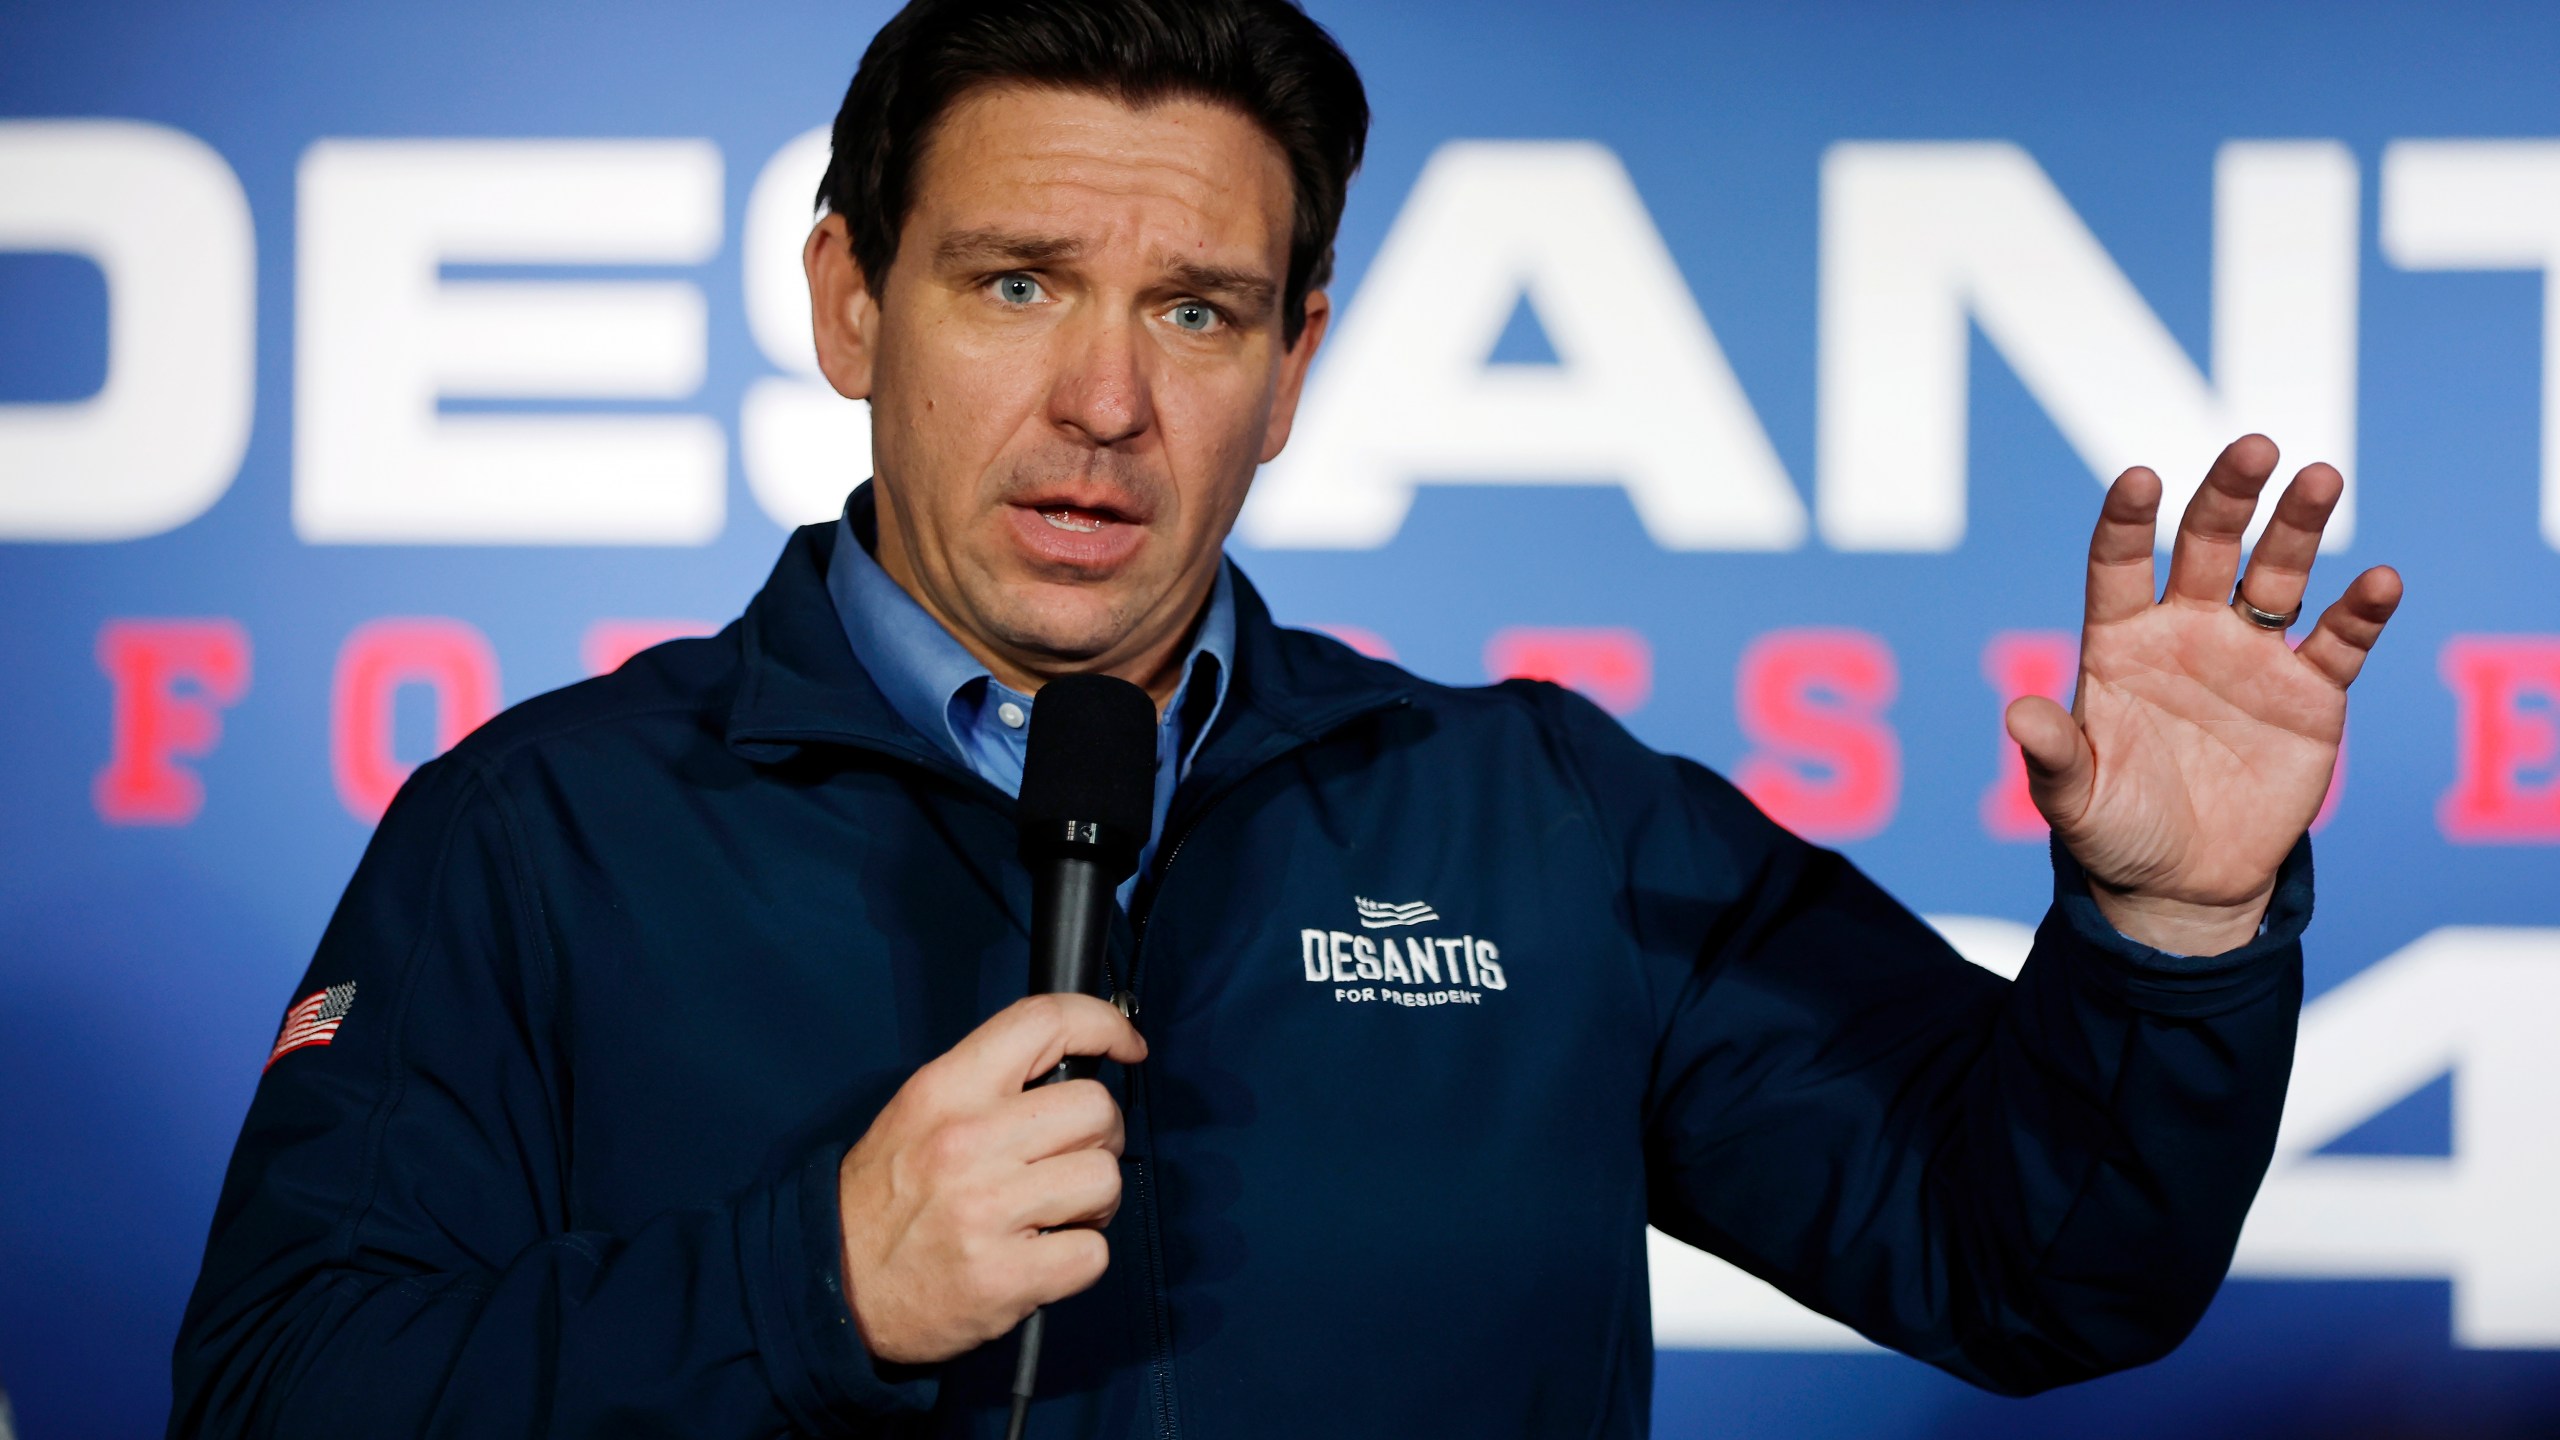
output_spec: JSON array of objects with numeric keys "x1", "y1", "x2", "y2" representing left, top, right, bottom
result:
[
  {"x1": 1980, "y1": 631, "x2": 2078, "y2": 840},
  {"x1": 581, "y1": 618, "x2": 717, "y2": 677},
  {"x1": 1483, "y1": 626, "x2": 1653, "y2": 716},
  {"x1": 1734, "y1": 628, "x2": 1900, "y2": 841},
  {"x1": 331, "y1": 618, "x2": 501, "y2": 822},
  {"x1": 102, "y1": 617, "x2": 2529, "y2": 843},
  {"x1": 2439, "y1": 635, "x2": 2560, "y2": 841},
  {"x1": 1312, "y1": 624, "x2": 1398, "y2": 661},
  {"x1": 93, "y1": 619, "x2": 252, "y2": 825}
]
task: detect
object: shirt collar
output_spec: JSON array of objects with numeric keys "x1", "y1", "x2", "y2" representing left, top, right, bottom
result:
[
  {"x1": 825, "y1": 489, "x2": 1236, "y2": 770},
  {"x1": 1178, "y1": 565, "x2": 1236, "y2": 766}
]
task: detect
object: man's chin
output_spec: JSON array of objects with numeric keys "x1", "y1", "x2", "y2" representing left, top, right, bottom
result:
[{"x1": 976, "y1": 588, "x2": 1153, "y2": 673}]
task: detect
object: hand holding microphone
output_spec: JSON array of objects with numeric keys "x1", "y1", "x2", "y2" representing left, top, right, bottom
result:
[
  {"x1": 831, "y1": 991, "x2": 1143, "y2": 1364},
  {"x1": 831, "y1": 676, "x2": 1159, "y2": 1384}
]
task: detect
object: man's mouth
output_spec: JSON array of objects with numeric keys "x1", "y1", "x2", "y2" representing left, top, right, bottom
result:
[
  {"x1": 1038, "y1": 505, "x2": 1116, "y2": 534},
  {"x1": 1004, "y1": 489, "x2": 1153, "y2": 570}
]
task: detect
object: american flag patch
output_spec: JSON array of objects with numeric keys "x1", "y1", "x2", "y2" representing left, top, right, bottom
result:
[{"x1": 265, "y1": 982, "x2": 357, "y2": 1071}]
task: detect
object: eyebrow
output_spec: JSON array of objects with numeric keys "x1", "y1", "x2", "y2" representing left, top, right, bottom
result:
[
  {"x1": 1164, "y1": 259, "x2": 1276, "y2": 317},
  {"x1": 933, "y1": 228, "x2": 1084, "y2": 269}
]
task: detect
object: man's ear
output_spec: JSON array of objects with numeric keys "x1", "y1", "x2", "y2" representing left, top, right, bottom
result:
[
  {"x1": 1256, "y1": 288, "x2": 1331, "y2": 464},
  {"x1": 805, "y1": 212, "x2": 880, "y2": 401}
]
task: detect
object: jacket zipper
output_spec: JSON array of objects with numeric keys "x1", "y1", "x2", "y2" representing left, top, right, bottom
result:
[
  {"x1": 1118, "y1": 810, "x2": 1199, "y2": 1440},
  {"x1": 1111, "y1": 706, "x2": 1401, "y2": 1440},
  {"x1": 1127, "y1": 1139, "x2": 1178, "y2": 1440}
]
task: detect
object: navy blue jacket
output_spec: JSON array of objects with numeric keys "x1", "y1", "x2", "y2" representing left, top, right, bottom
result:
[{"x1": 172, "y1": 517, "x2": 2311, "y2": 1438}]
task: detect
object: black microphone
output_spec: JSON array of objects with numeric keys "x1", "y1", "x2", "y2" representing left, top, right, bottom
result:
[{"x1": 1006, "y1": 672, "x2": 1156, "y2": 1440}]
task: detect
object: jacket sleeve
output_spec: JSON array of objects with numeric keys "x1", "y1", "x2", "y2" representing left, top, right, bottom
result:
[
  {"x1": 1534, "y1": 683, "x2": 2306, "y2": 1396},
  {"x1": 169, "y1": 755, "x2": 936, "y2": 1438}
]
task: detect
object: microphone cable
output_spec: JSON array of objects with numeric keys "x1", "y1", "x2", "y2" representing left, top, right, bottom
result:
[{"x1": 1005, "y1": 1309, "x2": 1046, "y2": 1440}]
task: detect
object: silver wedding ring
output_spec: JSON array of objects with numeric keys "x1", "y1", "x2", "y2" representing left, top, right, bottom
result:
[{"x1": 2232, "y1": 593, "x2": 2302, "y2": 630}]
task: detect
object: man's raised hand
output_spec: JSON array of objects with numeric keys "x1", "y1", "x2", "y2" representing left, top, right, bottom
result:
[
  {"x1": 2006, "y1": 434, "x2": 2403, "y2": 956},
  {"x1": 836, "y1": 993, "x2": 1146, "y2": 1364}
]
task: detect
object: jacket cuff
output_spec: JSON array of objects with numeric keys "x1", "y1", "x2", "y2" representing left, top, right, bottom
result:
[
  {"x1": 738, "y1": 1138, "x2": 939, "y2": 1430},
  {"x1": 2038, "y1": 834, "x2": 2313, "y2": 1019}
]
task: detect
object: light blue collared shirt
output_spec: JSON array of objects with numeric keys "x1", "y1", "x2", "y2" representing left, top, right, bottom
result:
[{"x1": 827, "y1": 501, "x2": 1235, "y2": 903}]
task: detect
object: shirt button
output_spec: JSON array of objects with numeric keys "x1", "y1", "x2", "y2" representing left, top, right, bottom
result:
[{"x1": 997, "y1": 701, "x2": 1028, "y2": 729}]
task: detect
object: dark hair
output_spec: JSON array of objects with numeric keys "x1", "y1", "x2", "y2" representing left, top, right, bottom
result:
[{"x1": 817, "y1": 0, "x2": 1367, "y2": 345}]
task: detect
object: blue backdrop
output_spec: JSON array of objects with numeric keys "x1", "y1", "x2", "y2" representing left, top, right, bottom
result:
[{"x1": 7, "y1": 2, "x2": 2560, "y2": 1435}]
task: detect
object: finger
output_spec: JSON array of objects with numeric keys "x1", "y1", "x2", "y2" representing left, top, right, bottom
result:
[
  {"x1": 2085, "y1": 467, "x2": 2164, "y2": 626},
  {"x1": 2005, "y1": 695, "x2": 2096, "y2": 829},
  {"x1": 2163, "y1": 434, "x2": 2280, "y2": 605},
  {"x1": 949, "y1": 993, "x2": 1148, "y2": 1095},
  {"x1": 1008, "y1": 1148, "x2": 1125, "y2": 1233},
  {"x1": 992, "y1": 1077, "x2": 1125, "y2": 1162},
  {"x1": 1018, "y1": 1227, "x2": 1112, "y2": 1309},
  {"x1": 2295, "y1": 565, "x2": 2404, "y2": 690},
  {"x1": 2232, "y1": 462, "x2": 2343, "y2": 622}
]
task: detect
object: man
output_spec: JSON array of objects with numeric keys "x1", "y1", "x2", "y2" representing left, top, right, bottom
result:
[{"x1": 171, "y1": 0, "x2": 2403, "y2": 1434}]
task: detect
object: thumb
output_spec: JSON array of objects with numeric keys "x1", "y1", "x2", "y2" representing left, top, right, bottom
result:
[
  {"x1": 958, "y1": 993, "x2": 1148, "y2": 1095},
  {"x1": 2005, "y1": 695, "x2": 2095, "y2": 830}
]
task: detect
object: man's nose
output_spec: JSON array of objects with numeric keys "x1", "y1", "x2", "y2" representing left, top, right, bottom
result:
[{"x1": 1047, "y1": 309, "x2": 1155, "y2": 448}]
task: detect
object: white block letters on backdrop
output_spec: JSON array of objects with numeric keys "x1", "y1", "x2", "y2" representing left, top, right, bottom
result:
[
  {"x1": 2383, "y1": 141, "x2": 2560, "y2": 553},
  {"x1": 1817, "y1": 141, "x2": 2359, "y2": 553},
  {"x1": 741, "y1": 124, "x2": 875, "y2": 531},
  {"x1": 1238, "y1": 140, "x2": 1807, "y2": 552},
  {"x1": 2234, "y1": 926, "x2": 2560, "y2": 1348},
  {"x1": 1649, "y1": 924, "x2": 2560, "y2": 1351},
  {"x1": 0, "y1": 120, "x2": 255, "y2": 541},
  {"x1": 23, "y1": 129, "x2": 2560, "y2": 558},
  {"x1": 294, "y1": 139, "x2": 727, "y2": 544}
]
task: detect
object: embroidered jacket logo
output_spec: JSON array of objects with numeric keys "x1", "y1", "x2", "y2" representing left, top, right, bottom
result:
[
  {"x1": 1302, "y1": 898, "x2": 1506, "y2": 1006},
  {"x1": 1354, "y1": 895, "x2": 1439, "y2": 929},
  {"x1": 265, "y1": 982, "x2": 357, "y2": 1070}
]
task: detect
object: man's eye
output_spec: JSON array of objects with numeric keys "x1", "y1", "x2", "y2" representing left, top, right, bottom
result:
[
  {"x1": 1164, "y1": 301, "x2": 1221, "y2": 334},
  {"x1": 992, "y1": 274, "x2": 1046, "y2": 306}
]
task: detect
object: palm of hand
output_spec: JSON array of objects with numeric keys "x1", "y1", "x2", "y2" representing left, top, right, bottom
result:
[
  {"x1": 2064, "y1": 603, "x2": 2344, "y2": 909},
  {"x1": 2007, "y1": 436, "x2": 2401, "y2": 949}
]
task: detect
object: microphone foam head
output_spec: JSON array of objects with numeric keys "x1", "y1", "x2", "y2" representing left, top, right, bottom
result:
[{"x1": 1018, "y1": 673, "x2": 1158, "y2": 864}]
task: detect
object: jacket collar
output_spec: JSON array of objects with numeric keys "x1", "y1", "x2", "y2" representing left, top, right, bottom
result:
[{"x1": 725, "y1": 490, "x2": 1413, "y2": 771}]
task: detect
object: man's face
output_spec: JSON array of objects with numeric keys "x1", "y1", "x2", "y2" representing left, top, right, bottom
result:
[{"x1": 806, "y1": 84, "x2": 1327, "y2": 696}]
